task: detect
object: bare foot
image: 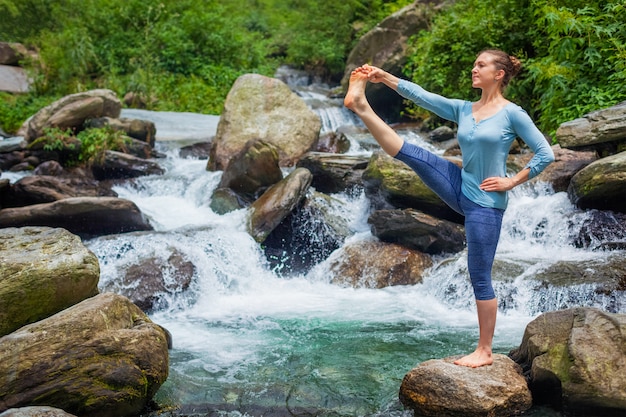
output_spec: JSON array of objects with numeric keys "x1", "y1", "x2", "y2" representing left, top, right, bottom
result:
[
  {"x1": 343, "y1": 69, "x2": 370, "y2": 113},
  {"x1": 454, "y1": 347, "x2": 493, "y2": 368}
]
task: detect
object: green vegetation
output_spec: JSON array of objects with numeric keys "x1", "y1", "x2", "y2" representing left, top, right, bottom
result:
[
  {"x1": 30, "y1": 126, "x2": 130, "y2": 167},
  {"x1": 0, "y1": 0, "x2": 624, "y2": 138},
  {"x1": 406, "y1": 0, "x2": 626, "y2": 135},
  {"x1": 0, "y1": 0, "x2": 411, "y2": 133}
]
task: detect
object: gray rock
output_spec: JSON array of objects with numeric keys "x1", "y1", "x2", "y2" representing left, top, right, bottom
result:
[
  {"x1": 567, "y1": 151, "x2": 626, "y2": 213},
  {"x1": 247, "y1": 167, "x2": 312, "y2": 243},
  {"x1": 399, "y1": 354, "x2": 532, "y2": 417},
  {"x1": 0, "y1": 227, "x2": 99, "y2": 337},
  {"x1": 296, "y1": 152, "x2": 368, "y2": 194},
  {"x1": 0, "y1": 292, "x2": 169, "y2": 417},
  {"x1": 509, "y1": 308, "x2": 626, "y2": 416},
  {"x1": 207, "y1": 74, "x2": 321, "y2": 171},
  {"x1": 556, "y1": 101, "x2": 626, "y2": 149},
  {"x1": 0, "y1": 197, "x2": 153, "y2": 237},
  {"x1": 368, "y1": 208, "x2": 466, "y2": 254},
  {"x1": 18, "y1": 89, "x2": 122, "y2": 142},
  {"x1": 328, "y1": 240, "x2": 432, "y2": 288},
  {"x1": 0, "y1": 406, "x2": 77, "y2": 417}
]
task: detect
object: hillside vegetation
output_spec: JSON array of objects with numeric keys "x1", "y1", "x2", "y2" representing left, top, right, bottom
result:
[{"x1": 0, "y1": 0, "x2": 624, "y2": 137}]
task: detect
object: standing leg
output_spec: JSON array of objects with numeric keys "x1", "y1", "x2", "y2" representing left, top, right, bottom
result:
[
  {"x1": 455, "y1": 197, "x2": 504, "y2": 368},
  {"x1": 344, "y1": 69, "x2": 404, "y2": 156}
]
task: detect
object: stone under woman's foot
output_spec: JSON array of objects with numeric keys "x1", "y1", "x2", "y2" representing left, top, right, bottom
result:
[
  {"x1": 453, "y1": 347, "x2": 493, "y2": 368},
  {"x1": 343, "y1": 69, "x2": 369, "y2": 113}
]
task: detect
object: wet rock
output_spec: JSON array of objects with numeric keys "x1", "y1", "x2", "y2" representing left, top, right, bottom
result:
[
  {"x1": 18, "y1": 89, "x2": 122, "y2": 142},
  {"x1": 368, "y1": 208, "x2": 466, "y2": 254},
  {"x1": 262, "y1": 191, "x2": 351, "y2": 275},
  {"x1": 247, "y1": 167, "x2": 312, "y2": 243},
  {"x1": 207, "y1": 73, "x2": 321, "y2": 171},
  {"x1": 0, "y1": 196, "x2": 153, "y2": 237},
  {"x1": 314, "y1": 131, "x2": 351, "y2": 154},
  {"x1": 0, "y1": 227, "x2": 99, "y2": 337},
  {"x1": 216, "y1": 139, "x2": 283, "y2": 202},
  {"x1": 509, "y1": 308, "x2": 626, "y2": 416},
  {"x1": 399, "y1": 354, "x2": 532, "y2": 417},
  {"x1": 113, "y1": 250, "x2": 195, "y2": 312},
  {"x1": 91, "y1": 150, "x2": 164, "y2": 180},
  {"x1": 568, "y1": 151, "x2": 626, "y2": 213},
  {"x1": 296, "y1": 152, "x2": 368, "y2": 194},
  {"x1": 0, "y1": 292, "x2": 169, "y2": 417},
  {"x1": 328, "y1": 240, "x2": 432, "y2": 288},
  {"x1": 574, "y1": 210, "x2": 626, "y2": 250}
]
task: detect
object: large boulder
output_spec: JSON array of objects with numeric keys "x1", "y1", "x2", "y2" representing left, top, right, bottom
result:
[
  {"x1": 18, "y1": 89, "x2": 122, "y2": 142},
  {"x1": 509, "y1": 308, "x2": 626, "y2": 416},
  {"x1": 555, "y1": 101, "x2": 626, "y2": 150},
  {"x1": 215, "y1": 140, "x2": 283, "y2": 201},
  {"x1": 368, "y1": 208, "x2": 466, "y2": 254},
  {"x1": 0, "y1": 65, "x2": 29, "y2": 94},
  {"x1": 111, "y1": 249, "x2": 196, "y2": 312},
  {"x1": 341, "y1": 1, "x2": 444, "y2": 121},
  {"x1": 567, "y1": 151, "x2": 626, "y2": 213},
  {"x1": 0, "y1": 292, "x2": 170, "y2": 417},
  {"x1": 362, "y1": 151, "x2": 464, "y2": 223},
  {"x1": 508, "y1": 145, "x2": 598, "y2": 193},
  {"x1": 5, "y1": 174, "x2": 116, "y2": 208},
  {"x1": 328, "y1": 240, "x2": 432, "y2": 288},
  {"x1": 399, "y1": 354, "x2": 532, "y2": 417},
  {"x1": 207, "y1": 74, "x2": 321, "y2": 171},
  {"x1": 247, "y1": 167, "x2": 312, "y2": 243},
  {"x1": 0, "y1": 227, "x2": 99, "y2": 337},
  {"x1": 0, "y1": 196, "x2": 153, "y2": 237},
  {"x1": 91, "y1": 150, "x2": 164, "y2": 180},
  {"x1": 296, "y1": 152, "x2": 369, "y2": 194}
]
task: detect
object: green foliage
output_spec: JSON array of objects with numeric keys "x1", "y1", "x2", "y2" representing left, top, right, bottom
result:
[
  {"x1": 520, "y1": 0, "x2": 626, "y2": 134},
  {"x1": 0, "y1": 0, "x2": 411, "y2": 115},
  {"x1": 405, "y1": 0, "x2": 532, "y2": 114},
  {"x1": 76, "y1": 126, "x2": 130, "y2": 166},
  {"x1": 0, "y1": 92, "x2": 56, "y2": 134},
  {"x1": 28, "y1": 127, "x2": 76, "y2": 153},
  {"x1": 404, "y1": 0, "x2": 626, "y2": 136}
]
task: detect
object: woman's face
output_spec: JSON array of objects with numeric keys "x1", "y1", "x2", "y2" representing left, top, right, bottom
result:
[{"x1": 471, "y1": 53, "x2": 502, "y2": 89}]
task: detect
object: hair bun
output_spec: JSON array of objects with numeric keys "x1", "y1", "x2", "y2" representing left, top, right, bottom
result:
[{"x1": 509, "y1": 55, "x2": 522, "y2": 77}]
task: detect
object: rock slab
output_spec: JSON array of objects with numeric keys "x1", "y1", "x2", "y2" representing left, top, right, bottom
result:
[{"x1": 399, "y1": 354, "x2": 532, "y2": 417}]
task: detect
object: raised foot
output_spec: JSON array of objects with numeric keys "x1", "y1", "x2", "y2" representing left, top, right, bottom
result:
[
  {"x1": 343, "y1": 69, "x2": 369, "y2": 112},
  {"x1": 453, "y1": 348, "x2": 493, "y2": 368}
]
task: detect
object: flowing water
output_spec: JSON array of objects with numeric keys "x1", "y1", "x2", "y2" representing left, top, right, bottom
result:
[{"x1": 5, "y1": 69, "x2": 623, "y2": 416}]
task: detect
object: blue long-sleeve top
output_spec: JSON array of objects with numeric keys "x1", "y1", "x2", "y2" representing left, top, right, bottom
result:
[{"x1": 397, "y1": 79, "x2": 555, "y2": 210}]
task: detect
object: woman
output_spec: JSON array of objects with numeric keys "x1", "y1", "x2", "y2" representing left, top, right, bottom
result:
[{"x1": 344, "y1": 49, "x2": 554, "y2": 368}]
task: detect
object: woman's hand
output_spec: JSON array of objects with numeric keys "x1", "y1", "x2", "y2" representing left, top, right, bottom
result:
[{"x1": 480, "y1": 176, "x2": 516, "y2": 192}]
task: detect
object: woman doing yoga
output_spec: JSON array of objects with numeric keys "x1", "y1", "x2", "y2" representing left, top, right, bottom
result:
[{"x1": 344, "y1": 49, "x2": 554, "y2": 368}]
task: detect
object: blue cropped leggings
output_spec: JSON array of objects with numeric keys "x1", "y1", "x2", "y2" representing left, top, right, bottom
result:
[{"x1": 395, "y1": 142, "x2": 504, "y2": 300}]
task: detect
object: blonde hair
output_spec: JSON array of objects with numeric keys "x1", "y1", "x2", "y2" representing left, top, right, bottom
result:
[{"x1": 478, "y1": 49, "x2": 522, "y2": 90}]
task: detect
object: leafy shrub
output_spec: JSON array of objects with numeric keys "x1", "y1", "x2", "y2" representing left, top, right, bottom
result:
[
  {"x1": 76, "y1": 127, "x2": 130, "y2": 166},
  {"x1": 404, "y1": 0, "x2": 626, "y2": 136}
]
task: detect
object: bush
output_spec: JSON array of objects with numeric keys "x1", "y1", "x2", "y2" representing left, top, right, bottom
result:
[{"x1": 404, "y1": 0, "x2": 626, "y2": 137}]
